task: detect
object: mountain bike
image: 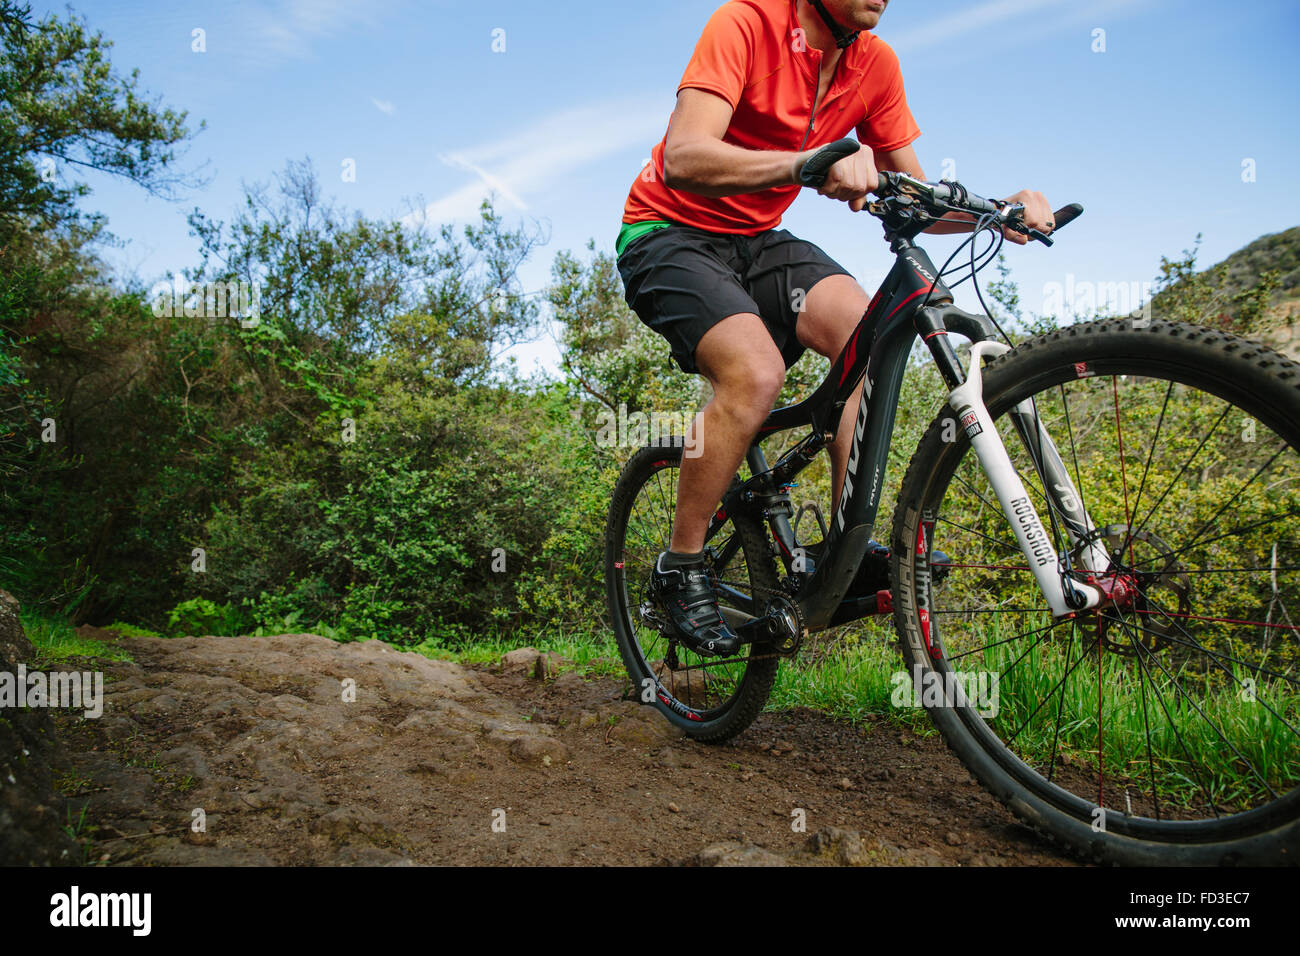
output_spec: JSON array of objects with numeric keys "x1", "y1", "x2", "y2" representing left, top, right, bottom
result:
[{"x1": 604, "y1": 139, "x2": 1300, "y2": 864}]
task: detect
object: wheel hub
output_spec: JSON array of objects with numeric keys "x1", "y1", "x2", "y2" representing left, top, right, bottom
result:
[{"x1": 1071, "y1": 525, "x2": 1193, "y2": 655}]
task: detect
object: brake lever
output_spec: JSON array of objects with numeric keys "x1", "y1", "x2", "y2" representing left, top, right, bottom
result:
[{"x1": 997, "y1": 203, "x2": 1054, "y2": 246}]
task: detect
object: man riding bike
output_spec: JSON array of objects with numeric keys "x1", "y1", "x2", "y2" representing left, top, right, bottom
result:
[{"x1": 616, "y1": 0, "x2": 1056, "y2": 657}]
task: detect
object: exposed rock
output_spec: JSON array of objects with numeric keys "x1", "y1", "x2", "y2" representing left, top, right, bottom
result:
[
  {"x1": 509, "y1": 735, "x2": 567, "y2": 768},
  {"x1": 599, "y1": 701, "x2": 684, "y2": 748},
  {"x1": 804, "y1": 826, "x2": 876, "y2": 866},
  {"x1": 694, "y1": 841, "x2": 787, "y2": 867},
  {"x1": 0, "y1": 591, "x2": 79, "y2": 865},
  {"x1": 498, "y1": 647, "x2": 568, "y2": 679}
]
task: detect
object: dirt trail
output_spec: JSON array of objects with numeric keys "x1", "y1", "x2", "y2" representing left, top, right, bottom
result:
[{"x1": 54, "y1": 632, "x2": 1075, "y2": 866}]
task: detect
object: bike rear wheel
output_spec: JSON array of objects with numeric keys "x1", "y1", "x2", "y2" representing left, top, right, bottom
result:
[
  {"x1": 892, "y1": 318, "x2": 1300, "y2": 864},
  {"x1": 605, "y1": 437, "x2": 783, "y2": 742}
]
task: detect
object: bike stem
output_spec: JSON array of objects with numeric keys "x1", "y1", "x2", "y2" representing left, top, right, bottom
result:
[{"x1": 947, "y1": 341, "x2": 1104, "y2": 616}]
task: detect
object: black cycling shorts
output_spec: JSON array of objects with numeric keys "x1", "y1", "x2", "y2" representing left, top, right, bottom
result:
[{"x1": 616, "y1": 224, "x2": 851, "y2": 375}]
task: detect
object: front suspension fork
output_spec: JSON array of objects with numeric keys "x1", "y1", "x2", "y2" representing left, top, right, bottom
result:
[{"x1": 947, "y1": 341, "x2": 1106, "y2": 616}]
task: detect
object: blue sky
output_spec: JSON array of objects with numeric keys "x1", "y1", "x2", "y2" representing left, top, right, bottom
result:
[{"x1": 39, "y1": 0, "x2": 1300, "y2": 372}]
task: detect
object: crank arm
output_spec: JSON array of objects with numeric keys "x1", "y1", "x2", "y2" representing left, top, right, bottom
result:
[
  {"x1": 718, "y1": 605, "x2": 758, "y2": 632},
  {"x1": 735, "y1": 609, "x2": 787, "y2": 645}
]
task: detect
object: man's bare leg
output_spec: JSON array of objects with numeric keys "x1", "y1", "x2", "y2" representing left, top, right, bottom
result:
[
  {"x1": 668, "y1": 313, "x2": 787, "y2": 554},
  {"x1": 796, "y1": 274, "x2": 874, "y2": 512}
]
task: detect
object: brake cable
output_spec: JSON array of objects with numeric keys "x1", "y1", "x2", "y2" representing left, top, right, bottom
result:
[{"x1": 960, "y1": 207, "x2": 1084, "y2": 601}]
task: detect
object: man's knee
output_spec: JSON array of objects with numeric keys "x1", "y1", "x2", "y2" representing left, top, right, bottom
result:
[
  {"x1": 723, "y1": 353, "x2": 785, "y2": 414},
  {"x1": 696, "y1": 314, "x2": 786, "y2": 423}
]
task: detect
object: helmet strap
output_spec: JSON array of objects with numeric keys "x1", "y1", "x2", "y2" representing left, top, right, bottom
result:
[{"x1": 807, "y1": 0, "x2": 859, "y2": 49}]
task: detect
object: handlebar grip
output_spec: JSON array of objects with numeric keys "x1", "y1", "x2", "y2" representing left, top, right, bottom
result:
[
  {"x1": 798, "y1": 138, "x2": 860, "y2": 188},
  {"x1": 1051, "y1": 202, "x2": 1083, "y2": 232},
  {"x1": 1027, "y1": 202, "x2": 1083, "y2": 246}
]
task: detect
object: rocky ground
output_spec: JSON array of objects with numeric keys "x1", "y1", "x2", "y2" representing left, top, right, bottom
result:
[{"x1": 16, "y1": 625, "x2": 1075, "y2": 867}]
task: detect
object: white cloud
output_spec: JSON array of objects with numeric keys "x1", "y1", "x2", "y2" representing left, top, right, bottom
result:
[
  {"x1": 404, "y1": 96, "x2": 669, "y2": 227},
  {"x1": 436, "y1": 153, "x2": 527, "y2": 211},
  {"x1": 887, "y1": 0, "x2": 1159, "y2": 54},
  {"x1": 371, "y1": 97, "x2": 396, "y2": 115},
  {"x1": 239, "y1": 0, "x2": 391, "y2": 60}
]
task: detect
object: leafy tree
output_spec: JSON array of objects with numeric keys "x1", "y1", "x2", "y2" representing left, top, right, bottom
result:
[
  {"x1": 0, "y1": 0, "x2": 199, "y2": 243},
  {"x1": 548, "y1": 241, "x2": 704, "y2": 419},
  {"x1": 0, "y1": 1, "x2": 199, "y2": 611}
]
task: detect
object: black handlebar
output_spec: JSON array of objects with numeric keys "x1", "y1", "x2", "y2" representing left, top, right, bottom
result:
[
  {"x1": 799, "y1": 139, "x2": 1083, "y2": 246},
  {"x1": 877, "y1": 168, "x2": 1083, "y2": 246}
]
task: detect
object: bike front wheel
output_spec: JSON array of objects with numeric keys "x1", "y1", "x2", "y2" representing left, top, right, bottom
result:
[{"x1": 892, "y1": 318, "x2": 1300, "y2": 864}]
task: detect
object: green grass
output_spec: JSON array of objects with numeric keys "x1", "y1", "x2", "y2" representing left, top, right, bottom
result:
[
  {"x1": 20, "y1": 611, "x2": 133, "y2": 666},
  {"x1": 409, "y1": 623, "x2": 625, "y2": 677},
  {"x1": 104, "y1": 621, "x2": 164, "y2": 639},
  {"x1": 950, "y1": 614, "x2": 1300, "y2": 810},
  {"x1": 768, "y1": 624, "x2": 933, "y2": 734}
]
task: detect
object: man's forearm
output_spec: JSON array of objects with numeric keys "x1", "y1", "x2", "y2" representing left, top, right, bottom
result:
[{"x1": 663, "y1": 136, "x2": 805, "y2": 197}]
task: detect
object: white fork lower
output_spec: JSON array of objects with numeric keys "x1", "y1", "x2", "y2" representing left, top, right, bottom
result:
[{"x1": 947, "y1": 341, "x2": 1102, "y2": 616}]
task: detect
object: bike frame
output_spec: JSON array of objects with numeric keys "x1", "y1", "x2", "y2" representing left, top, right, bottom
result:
[{"x1": 707, "y1": 235, "x2": 1104, "y2": 633}]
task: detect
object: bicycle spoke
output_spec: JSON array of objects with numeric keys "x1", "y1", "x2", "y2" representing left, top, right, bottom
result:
[
  {"x1": 1137, "y1": 592, "x2": 1300, "y2": 738},
  {"x1": 996, "y1": 617, "x2": 1068, "y2": 688},
  {"x1": 1111, "y1": 608, "x2": 1220, "y2": 818},
  {"x1": 1142, "y1": 441, "x2": 1288, "y2": 574},
  {"x1": 1127, "y1": 509, "x2": 1300, "y2": 572},
  {"x1": 945, "y1": 616, "x2": 1061, "y2": 662},
  {"x1": 1060, "y1": 382, "x2": 1093, "y2": 512},
  {"x1": 1045, "y1": 617, "x2": 1076, "y2": 785},
  {"x1": 936, "y1": 516, "x2": 1023, "y2": 556},
  {"x1": 1120, "y1": 606, "x2": 1280, "y2": 802},
  {"x1": 1111, "y1": 375, "x2": 1135, "y2": 573},
  {"x1": 1122, "y1": 379, "x2": 1175, "y2": 545},
  {"x1": 1118, "y1": 403, "x2": 1231, "y2": 557},
  {"x1": 1135, "y1": 614, "x2": 1162, "y2": 821},
  {"x1": 933, "y1": 606, "x2": 1053, "y2": 615},
  {"x1": 651, "y1": 469, "x2": 674, "y2": 551},
  {"x1": 1003, "y1": 624, "x2": 1094, "y2": 748}
]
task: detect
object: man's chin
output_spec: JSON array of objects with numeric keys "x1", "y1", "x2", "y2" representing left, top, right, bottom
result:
[{"x1": 854, "y1": 1, "x2": 887, "y2": 29}]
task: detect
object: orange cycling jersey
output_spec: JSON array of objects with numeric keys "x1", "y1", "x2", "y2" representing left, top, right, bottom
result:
[{"x1": 622, "y1": 0, "x2": 921, "y2": 237}]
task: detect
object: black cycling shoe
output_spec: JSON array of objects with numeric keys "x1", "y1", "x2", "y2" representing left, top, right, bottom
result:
[
  {"x1": 850, "y1": 540, "x2": 894, "y2": 596},
  {"x1": 650, "y1": 553, "x2": 741, "y2": 658}
]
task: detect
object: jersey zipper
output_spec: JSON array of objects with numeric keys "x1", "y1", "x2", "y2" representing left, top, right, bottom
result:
[{"x1": 798, "y1": 50, "x2": 840, "y2": 151}]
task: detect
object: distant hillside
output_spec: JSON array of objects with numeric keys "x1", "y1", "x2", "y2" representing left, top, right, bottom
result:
[
  {"x1": 1147, "y1": 225, "x2": 1300, "y2": 359},
  {"x1": 1212, "y1": 226, "x2": 1300, "y2": 305}
]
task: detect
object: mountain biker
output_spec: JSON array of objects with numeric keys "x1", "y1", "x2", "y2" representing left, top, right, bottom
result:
[{"x1": 616, "y1": 0, "x2": 1056, "y2": 656}]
